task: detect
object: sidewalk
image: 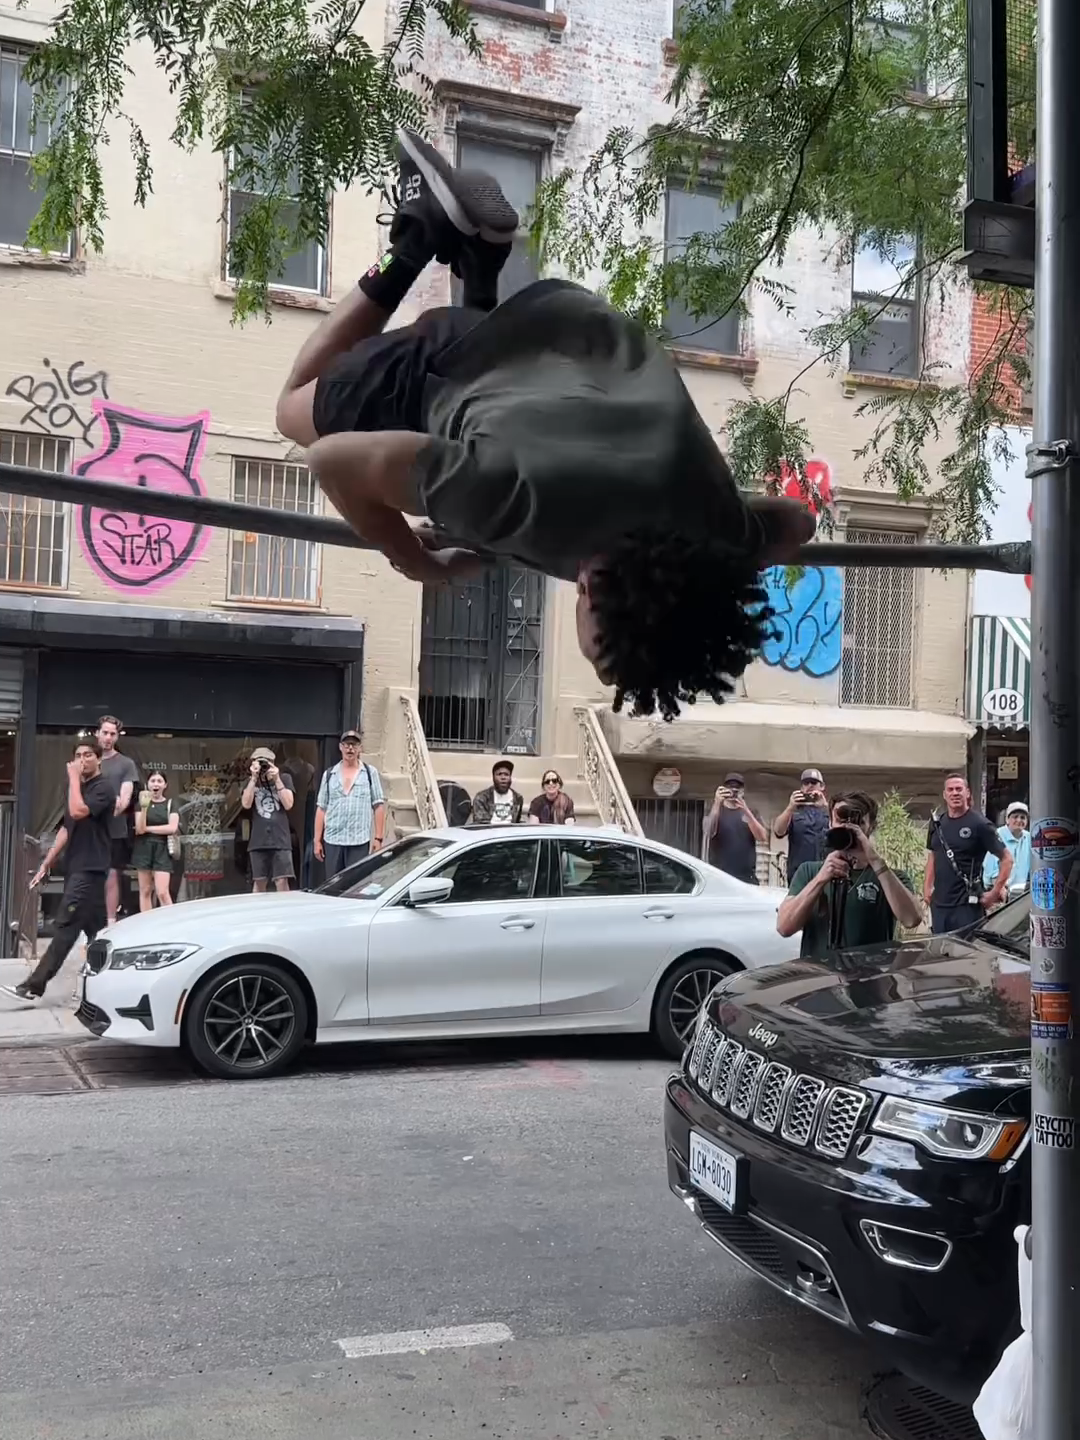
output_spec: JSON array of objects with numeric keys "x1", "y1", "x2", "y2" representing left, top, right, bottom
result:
[{"x1": 0, "y1": 947, "x2": 89, "y2": 1045}]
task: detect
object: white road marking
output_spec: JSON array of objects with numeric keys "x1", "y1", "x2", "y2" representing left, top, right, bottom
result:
[{"x1": 336, "y1": 1323, "x2": 513, "y2": 1359}]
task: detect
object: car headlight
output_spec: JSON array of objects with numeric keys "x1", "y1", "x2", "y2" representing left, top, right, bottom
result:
[
  {"x1": 107, "y1": 944, "x2": 200, "y2": 971},
  {"x1": 872, "y1": 1096, "x2": 1027, "y2": 1162}
]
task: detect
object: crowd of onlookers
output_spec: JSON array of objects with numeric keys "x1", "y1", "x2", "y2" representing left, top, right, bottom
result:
[{"x1": 706, "y1": 763, "x2": 1031, "y2": 959}]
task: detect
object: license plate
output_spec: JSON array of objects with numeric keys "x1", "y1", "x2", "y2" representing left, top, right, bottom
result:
[{"x1": 689, "y1": 1131, "x2": 741, "y2": 1213}]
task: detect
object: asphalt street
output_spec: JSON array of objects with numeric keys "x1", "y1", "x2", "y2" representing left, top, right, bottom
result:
[{"x1": 0, "y1": 1040, "x2": 876, "y2": 1439}]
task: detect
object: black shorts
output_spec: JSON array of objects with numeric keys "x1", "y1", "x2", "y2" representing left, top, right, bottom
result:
[
  {"x1": 110, "y1": 835, "x2": 133, "y2": 872},
  {"x1": 250, "y1": 848, "x2": 295, "y2": 882},
  {"x1": 312, "y1": 307, "x2": 483, "y2": 438}
]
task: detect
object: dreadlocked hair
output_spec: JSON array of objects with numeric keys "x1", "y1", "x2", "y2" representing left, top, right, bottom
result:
[{"x1": 589, "y1": 530, "x2": 774, "y2": 722}]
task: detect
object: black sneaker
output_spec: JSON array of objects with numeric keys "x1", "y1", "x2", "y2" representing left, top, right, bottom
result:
[
  {"x1": 0, "y1": 982, "x2": 40, "y2": 1004},
  {"x1": 394, "y1": 127, "x2": 519, "y2": 254}
]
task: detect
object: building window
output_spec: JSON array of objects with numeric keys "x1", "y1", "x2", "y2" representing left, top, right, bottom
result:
[
  {"x1": 225, "y1": 96, "x2": 327, "y2": 294},
  {"x1": 228, "y1": 458, "x2": 321, "y2": 604},
  {"x1": 454, "y1": 133, "x2": 541, "y2": 303},
  {"x1": 664, "y1": 182, "x2": 740, "y2": 354},
  {"x1": 840, "y1": 527, "x2": 917, "y2": 708},
  {"x1": 0, "y1": 430, "x2": 70, "y2": 588},
  {"x1": 0, "y1": 42, "x2": 70, "y2": 253},
  {"x1": 850, "y1": 237, "x2": 919, "y2": 377}
]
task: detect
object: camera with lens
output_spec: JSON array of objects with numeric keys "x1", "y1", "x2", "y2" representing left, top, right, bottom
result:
[
  {"x1": 826, "y1": 801, "x2": 866, "y2": 853},
  {"x1": 258, "y1": 758, "x2": 270, "y2": 773}
]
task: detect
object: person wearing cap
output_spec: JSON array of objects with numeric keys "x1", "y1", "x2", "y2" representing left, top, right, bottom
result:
[
  {"x1": 314, "y1": 730, "x2": 386, "y2": 877},
  {"x1": 773, "y1": 768, "x2": 829, "y2": 879},
  {"x1": 469, "y1": 761, "x2": 524, "y2": 826},
  {"x1": 983, "y1": 801, "x2": 1032, "y2": 896},
  {"x1": 240, "y1": 746, "x2": 296, "y2": 892},
  {"x1": 702, "y1": 773, "x2": 767, "y2": 885}
]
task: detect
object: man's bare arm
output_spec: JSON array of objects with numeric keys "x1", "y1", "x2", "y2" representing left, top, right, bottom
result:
[{"x1": 306, "y1": 431, "x2": 482, "y2": 583}]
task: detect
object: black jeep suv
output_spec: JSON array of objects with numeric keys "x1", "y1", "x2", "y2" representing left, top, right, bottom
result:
[{"x1": 665, "y1": 894, "x2": 1031, "y2": 1403}]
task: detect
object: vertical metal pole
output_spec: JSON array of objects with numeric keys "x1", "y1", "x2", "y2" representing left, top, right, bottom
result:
[{"x1": 1031, "y1": 3, "x2": 1080, "y2": 1436}]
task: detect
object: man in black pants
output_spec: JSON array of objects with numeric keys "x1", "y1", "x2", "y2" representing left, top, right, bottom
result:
[
  {"x1": 276, "y1": 129, "x2": 814, "y2": 722},
  {"x1": 924, "y1": 774, "x2": 1012, "y2": 935},
  {"x1": 0, "y1": 739, "x2": 114, "y2": 1004}
]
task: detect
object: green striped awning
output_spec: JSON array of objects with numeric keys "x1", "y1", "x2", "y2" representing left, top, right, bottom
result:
[{"x1": 968, "y1": 616, "x2": 1030, "y2": 728}]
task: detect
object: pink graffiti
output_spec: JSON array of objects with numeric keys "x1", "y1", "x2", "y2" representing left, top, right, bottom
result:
[
  {"x1": 76, "y1": 401, "x2": 211, "y2": 593},
  {"x1": 779, "y1": 458, "x2": 833, "y2": 515}
]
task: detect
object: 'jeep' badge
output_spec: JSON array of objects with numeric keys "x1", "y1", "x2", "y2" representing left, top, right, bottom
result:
[{"x1": 748, "y1": 1022, "x2": 779, "y2": 1049}]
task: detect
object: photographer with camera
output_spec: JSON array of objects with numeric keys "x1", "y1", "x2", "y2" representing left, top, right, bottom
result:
[
  {"x1": 772, "y1": 767, "x2": 829, "y2": 879},
  {"x1": 924, "y1": 774, "x2": 1010, "y2": 934},
  {"x1": 241, "y1": 746, "x2": 296, "y2": 893},
  {"x1": 702, "y1": 773, "x2": 768, "y2": 884},
  {"x1": 777, "y1": 792, "x2": 923, "y2": 958}
]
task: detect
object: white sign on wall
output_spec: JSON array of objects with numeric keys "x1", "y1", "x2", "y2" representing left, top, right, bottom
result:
[{"x1": 973, "y1": 426, "x2": 1032, "y2": 617}]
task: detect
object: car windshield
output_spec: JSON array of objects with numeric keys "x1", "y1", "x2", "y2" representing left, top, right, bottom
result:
[
  {"x1": 315, "y1": 836, "x2": 452, "y2": 900},
  {"x1": 976, "y1": 889, "x2": 1032, "y2": 956}
]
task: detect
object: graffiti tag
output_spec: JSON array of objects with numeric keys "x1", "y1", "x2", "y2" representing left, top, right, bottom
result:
[
  {"x1": 77, "y1": 401, "x2": 211, "y2": 593},
  {"x1": 5, "y1": 358, "x2": 110, "y2": 449},
  {"x1": 761, "y1": 564, "x2": 844, "y2": 677}
]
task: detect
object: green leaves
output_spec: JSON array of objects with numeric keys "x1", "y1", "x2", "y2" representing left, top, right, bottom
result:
[
  {"x1": 19, "y1": 1, "x2": 478, "y2": 317},
  {"x1": 533, "y1": 0, "x2": 1015, "y2": 540}
]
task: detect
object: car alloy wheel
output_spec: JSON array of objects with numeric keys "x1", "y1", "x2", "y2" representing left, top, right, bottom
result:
[
  {"x1": 204, "y1": 973, "x2": 296, "y2": 1071},
  {"x1": 669, "y1": 967, "x2": 725, "y2": 1044},
  {"x1": 184, "y1": 961, "x2": 309, "y2": 1080},
  {"x1": 653, "y1": 954, "x2": 737, "y2": 1059}
]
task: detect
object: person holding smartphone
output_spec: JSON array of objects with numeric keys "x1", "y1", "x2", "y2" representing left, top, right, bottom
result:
[
  {"x1": 1, "y1": 739, "x2": 115, "y2": 1004},
  {"x1": 702, "y1": 773, "x2": 768, "y2": 884},
  {"x1": 773, "y1": 767, "x2": 829, "y2": 879}
]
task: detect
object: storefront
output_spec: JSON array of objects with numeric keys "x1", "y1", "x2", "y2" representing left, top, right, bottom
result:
[
  {"x1": 967, "y1": 615, "x2": 1030, "y2": 821},
  {"x1": 2, "y1": 594, "x2": 365, "y2": 946}
]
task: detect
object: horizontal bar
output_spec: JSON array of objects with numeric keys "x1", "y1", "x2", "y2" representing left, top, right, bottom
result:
[{"x1": 0, "y1": 460, "x2": 1032, "y2": 574}]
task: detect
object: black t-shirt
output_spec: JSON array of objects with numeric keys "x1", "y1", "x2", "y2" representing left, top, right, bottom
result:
[
  {"x1": 64, "y1": 773, "x2": 117, "y2": 874},
  {"x1": 787, "y1": 804, "x2": 829, "y2": 875},
  {"x1": 707, "y1": 807, "x2": 760, "y2": 884},
  {"x1": 529, "y1": 793, "x2": 575, "y2": 824},
  {"x1": 927, "y1": 809, "x2": 1005, "y2": 907},
  {"x1": 248, "y1": 773, "x2": 295, "y2": 851},
  {"x1": 99, "y1": 750, "x2": 140, "y2": 839},
  {"x1": 312, "y1": 307, "x2": 480, "y2": 438}
]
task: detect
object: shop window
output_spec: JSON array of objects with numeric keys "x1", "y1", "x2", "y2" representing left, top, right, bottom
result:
[
  {"x1": 33, "y1": 730, "x2": 323, "y2": 905},
  {"x1": 840, "y1": 527, "x2": 917, "y2": 708},
  {"x1": 228, "y1": 457, "x2": 322, "y2": 605},
  {"x1": 0, "y1": 430, "x2": 70, "y2": 588}
]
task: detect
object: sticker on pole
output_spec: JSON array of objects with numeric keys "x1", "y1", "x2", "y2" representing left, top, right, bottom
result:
[
  {"x1": 1031, "y1": 915, "x2": 1067, "y2": 950},
  {"x1": 1031, "y1": 982, "x2": 1072, "y2": 1040},
  {"x1": 1030, "y1": 818, "x2": 1079, "y2": 862},
  {"x1": 1031, "y1": 867, "x2": 1069, "y2": 911},
  {"x1": 1034, "y1": 1114, "x2": 1076, "y2": 1150}
]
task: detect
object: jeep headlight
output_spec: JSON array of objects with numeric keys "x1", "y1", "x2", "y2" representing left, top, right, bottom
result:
[
  {"x1": 107, "y1": 944, "x2": 200, "y2": 971},
  {"x1": 872, "y1": 1097, "x2": 1027, "y2": 1162}
]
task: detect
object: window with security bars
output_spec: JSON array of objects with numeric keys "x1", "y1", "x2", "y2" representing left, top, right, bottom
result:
[
  {"x1": 228, "y1": 458, "x2": 321, "y2": 604},
  {"x1": 840, "y1": 528, "x2": 917, "y2": 708},
  {"x1": 0, "y1": 430, "x2": 70, "y2": 588},
  {"x1": 635, "y1": 797, "x2": 706, "y2": 858}
]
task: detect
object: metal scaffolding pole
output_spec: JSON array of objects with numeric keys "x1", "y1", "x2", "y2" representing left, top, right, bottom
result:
[
  {"x1": 0, "y1": 460, "x2": 1033, "y2": 575},
  {"x1": 1031, "y1": 2, "x2": 1080, "y2": 1437}
]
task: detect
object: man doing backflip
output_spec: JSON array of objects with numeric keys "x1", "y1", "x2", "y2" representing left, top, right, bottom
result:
[{"x1": 276, "y1": 130, "x2": 814, "y2": 720}]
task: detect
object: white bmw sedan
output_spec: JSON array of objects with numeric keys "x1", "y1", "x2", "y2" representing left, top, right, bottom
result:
[{"x1": 77, "y1": 825, "x2": 798, "y2": 1080}]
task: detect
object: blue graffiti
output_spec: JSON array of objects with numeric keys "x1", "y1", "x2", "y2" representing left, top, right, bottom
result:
[{"x1": 760, "y1": 565, "x2": 843, "y2": 677}]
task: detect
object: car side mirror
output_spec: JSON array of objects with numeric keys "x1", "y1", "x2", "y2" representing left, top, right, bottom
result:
[{"x1": 407, "y1": 876, "x2": 454, "y2": 907}]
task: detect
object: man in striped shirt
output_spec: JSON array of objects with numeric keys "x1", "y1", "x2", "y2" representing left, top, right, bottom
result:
[{"x1": 314, "y1": 731, "x2": 386, "y2": 878}]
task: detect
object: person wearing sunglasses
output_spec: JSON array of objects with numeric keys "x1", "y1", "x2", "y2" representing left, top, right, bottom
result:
[{"x1": 528, "y1": 771, "x2": 576, "y2": 826}]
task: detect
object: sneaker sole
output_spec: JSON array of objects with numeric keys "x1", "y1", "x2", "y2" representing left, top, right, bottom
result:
[{"x1": 396, "y1": 128, "x2": 519, "y2": 245}]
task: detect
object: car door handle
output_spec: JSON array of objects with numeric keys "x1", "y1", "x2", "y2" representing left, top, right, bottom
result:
[
  {"x1": 501, "y1": 917, "x2": 536, "y2": 930},
  {"x1": 643, "y1": 908, "x2": 674, "y2": 921}
]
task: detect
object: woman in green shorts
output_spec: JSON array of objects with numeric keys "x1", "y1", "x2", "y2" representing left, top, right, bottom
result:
[{"x1": 133, "y1": 771, "x2": 180, "y2": 910}]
